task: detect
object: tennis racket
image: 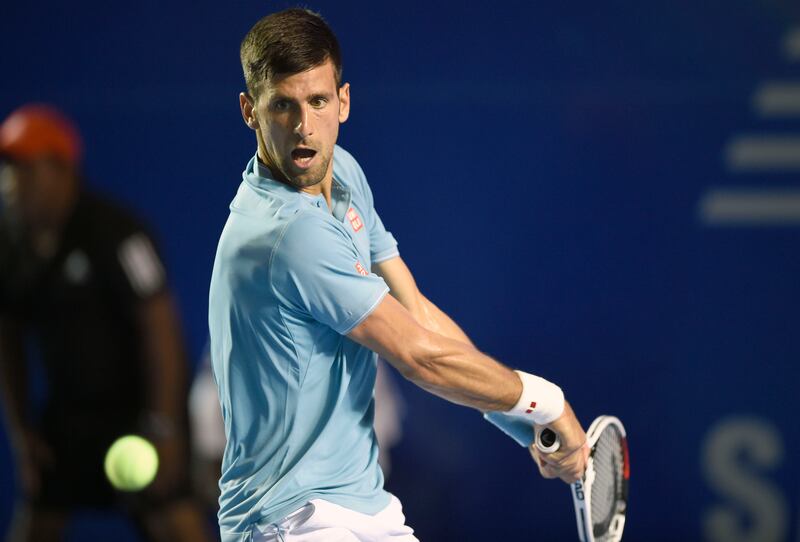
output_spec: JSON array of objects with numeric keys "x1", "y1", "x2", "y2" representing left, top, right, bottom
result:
[{"x1": 536, "y1": 416, "x2": 629, "y2": 542}]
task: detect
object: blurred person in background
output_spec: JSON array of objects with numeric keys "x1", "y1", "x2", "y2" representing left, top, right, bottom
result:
[{"x1": 0, "y1": 104, "x2": 212, "y2": 542}]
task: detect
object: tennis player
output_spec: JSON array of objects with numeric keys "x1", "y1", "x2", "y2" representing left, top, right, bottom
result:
[{"x1": 208, "y1": 8, "x2": 587, "y2": 541}]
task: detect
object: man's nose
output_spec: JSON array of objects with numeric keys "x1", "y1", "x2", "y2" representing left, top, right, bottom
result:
[{"x1": 293, "y1": 106, "x2": 313, "y2": 139}]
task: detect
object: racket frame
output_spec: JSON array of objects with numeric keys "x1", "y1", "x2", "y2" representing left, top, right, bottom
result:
[{"x1": 572, "y1": 415, "x2": 628, "y2": 542}]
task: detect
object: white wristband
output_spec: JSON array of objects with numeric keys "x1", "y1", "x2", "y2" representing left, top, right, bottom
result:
[{"x1": 507, "y1": 370, "x2": 565, "y2": 425}]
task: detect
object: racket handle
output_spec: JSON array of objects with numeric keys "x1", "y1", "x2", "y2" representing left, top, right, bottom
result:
[{"x1": 535, "y1": 427, "x2": 561, "y2": 454}]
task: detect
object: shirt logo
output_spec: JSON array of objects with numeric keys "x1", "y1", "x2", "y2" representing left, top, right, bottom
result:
[
  {"x1": 355, "y1": 262, "x2": 369, "y2": 276},
  {"x1": 346, "y1": 207, "x2": 364, "y2": 232}
]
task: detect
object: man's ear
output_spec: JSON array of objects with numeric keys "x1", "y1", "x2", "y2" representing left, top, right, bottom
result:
[
  {"x1": 338, "y1": 83, "x2": 350, "y2": 123},
  {"x1": 240, "y1": 92, "x2": 259, "y2": 130}
]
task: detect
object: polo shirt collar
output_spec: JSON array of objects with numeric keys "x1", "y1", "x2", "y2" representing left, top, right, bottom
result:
[
  {"x1": 244, "y1": 153, "x2": 352, "y2": 222},
  {"x1": 243, "y1": 153, "x2": 297, "y2": 199}
]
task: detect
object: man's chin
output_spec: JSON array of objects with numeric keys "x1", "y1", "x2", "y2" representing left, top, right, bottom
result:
[
  {"x1": 286, "y1": 165, "x2": 327, "y2": 189},
  {"x1": 288, "y1": 173, "x2": 323, "y2": 189}
]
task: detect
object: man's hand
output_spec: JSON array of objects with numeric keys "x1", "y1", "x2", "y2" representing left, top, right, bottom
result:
[{"x1": 529, "y1": 401, "x2": 588, "y2": 484}]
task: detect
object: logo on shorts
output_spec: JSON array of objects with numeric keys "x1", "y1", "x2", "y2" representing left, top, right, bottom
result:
[
  {"x1": 355, "y1": 261, "x2": 369, "y2": 276},
  {"x1": 525, "y1": 402, "x2": 537, "y2": 414},
  {"x1": 347, "y1": 207, "x2": 364, "y2": 232}
]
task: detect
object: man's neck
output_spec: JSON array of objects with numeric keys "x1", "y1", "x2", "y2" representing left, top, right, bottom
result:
[{"x1": 256, "y1": 150, "x2": 334, "y2": 211}]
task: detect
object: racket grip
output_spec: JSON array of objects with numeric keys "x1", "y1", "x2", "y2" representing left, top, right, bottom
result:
[{"x1": 535, "y1": 427, "x2": 561, "y2": 454}]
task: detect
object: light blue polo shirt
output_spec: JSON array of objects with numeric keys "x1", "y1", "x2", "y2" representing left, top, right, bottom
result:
[{"x1": 208, "y1": 145, "x2": 399, "y2": 540}]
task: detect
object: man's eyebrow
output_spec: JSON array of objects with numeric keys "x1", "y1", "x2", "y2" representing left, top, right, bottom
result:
[
  {"x1": 307, "y1": 90, "x2": 335, "y2": 99},
  {"x1": 267, "y1": 92, "x2": 292, "y2": 102},
  {"x1": 268, "y1": 90, "x2": 335, "y2": 102},
  {"x1": 266, "y1": 89, "x2": 335, "y2": 103}
]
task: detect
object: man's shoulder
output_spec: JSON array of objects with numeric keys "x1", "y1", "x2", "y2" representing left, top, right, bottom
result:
[
  {"x1": 274, "y1": 209, "x2": 348, "y2": 256},
  {"x1": 78, "y1": 191, "x2": 149, "y2": 236},
  {"x1": 219, "y1": 202, "x2": 344, "y2": 265}
]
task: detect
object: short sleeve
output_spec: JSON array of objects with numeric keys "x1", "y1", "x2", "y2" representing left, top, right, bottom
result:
[
  {"x1": 270, "y1": 213, "x2": 390, "y2": 335},
  {"x1": 368, "y1": 210, "x2": 399, "y2": 264},
  {"x1": 359, "y1": 170, "x2": 398, "y2": 264},
  {"x1": 334, "y1": 146, "x2": 399, "y2": 264}
]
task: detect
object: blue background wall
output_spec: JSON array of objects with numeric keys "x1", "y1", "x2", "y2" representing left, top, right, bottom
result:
[{"x1": 2, "y1": 1, "x2": 799, "y2": 540}]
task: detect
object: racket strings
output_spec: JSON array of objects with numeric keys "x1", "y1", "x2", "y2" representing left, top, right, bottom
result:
[{"x1": 589, "y1": 425, "x2": 624, "y2": 540}]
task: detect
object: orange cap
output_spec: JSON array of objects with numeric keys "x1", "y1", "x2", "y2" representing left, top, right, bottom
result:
[{"x1": 0, "y1": 104, "x2": 82, "y2": 166}]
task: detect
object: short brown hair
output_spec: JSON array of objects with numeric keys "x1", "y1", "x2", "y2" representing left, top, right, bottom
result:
[{"x1": 240, "y1": 8, "x2": 343, "y2": 98}]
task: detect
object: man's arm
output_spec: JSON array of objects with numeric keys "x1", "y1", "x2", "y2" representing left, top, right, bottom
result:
[
  {"x1": 103, "y1": 221, "x2": 211, "y2": 539},
  {"x1": 347, "y1": 294, "x2": 587, "y2": 482},
  {"x1": 136, "y1": 292, "x2": 191, "y2": 495},
  {"x1": 138, "y1": 292, "x2": 187, "y2": 430},
  {"x1": 114, "y1": 230, "x2": 189, "y2": 460},
  {"x1": 348, "y1": 293, "x2": 518, "y2": 411},
  {"x1": 373, "y1": 256, "x2": 474, "y2": 346},
  {"x1": 0, "y1": 316, "x2": 53, "y2": 497}
]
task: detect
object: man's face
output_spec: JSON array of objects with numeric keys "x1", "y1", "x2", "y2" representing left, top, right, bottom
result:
[
  {"x1": 242, "y1": 60, "x2": 350, "y2": 191},
  {"x1": 0, "y1": 158, "x2": 76, "y2": 230}
]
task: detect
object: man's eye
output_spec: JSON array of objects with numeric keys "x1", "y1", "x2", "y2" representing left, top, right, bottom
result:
[
  {"x1": 272, "y1": 101, "x2": 291, "y2": 112},
  {"x1": 310, "y1": 97, "x2": 328, "y2": 108}
]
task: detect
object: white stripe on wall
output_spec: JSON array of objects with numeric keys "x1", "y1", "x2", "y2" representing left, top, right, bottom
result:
[
  {"x1": 725, "y1": 136, "x2": 800, "y2": 171},
  {"x1": 753, "y1": 82, "x2": 800, "y2": 117},
  {"x1": 699, "y1": 188, "x2": 800, "y2": 225},
  {"x1": 784, "y1": 28, "x2": 800, "y2": 62}
]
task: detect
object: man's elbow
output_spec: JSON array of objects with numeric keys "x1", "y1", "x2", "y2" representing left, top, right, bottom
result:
[{"x1": 391, "y1": 329, "x2": 447, "y2": 387}]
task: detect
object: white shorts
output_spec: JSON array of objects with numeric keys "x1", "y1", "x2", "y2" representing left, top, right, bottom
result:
[{"x1": 249, "y1": 494, "x2": 419, "y2": 542}]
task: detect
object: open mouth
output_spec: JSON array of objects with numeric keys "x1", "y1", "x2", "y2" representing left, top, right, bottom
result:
[{"x1": 291, "y1": 148, "x2": 317, "y2": 169}]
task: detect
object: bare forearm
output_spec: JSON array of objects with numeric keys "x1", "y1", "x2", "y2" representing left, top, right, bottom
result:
[
  {"x1": 393, "y1": 332, "x2": 519, "y2": 411},
  {"x1": 349, "y1": 293, "x2": 520, "y2": 412},
  {"x1": 140, "y1": 294, "x2": 187, "y2": 428},
  {"x1": 414, "y1": 336, "x2": 518, "y2": 410},
  {"x1": 376, "y1": 257, "x2": 475, "y2": 346},
  {"x1": 417, "y1": 293, "x2": 474, "y2": 347},
  {"x1": 385, "y1": 279, "x2": 474, "y2": 346}
]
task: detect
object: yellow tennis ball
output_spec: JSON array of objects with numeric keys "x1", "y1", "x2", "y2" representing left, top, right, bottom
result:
[{"x1": 104, "y1": 435, "x2": 159, "y2": 491}]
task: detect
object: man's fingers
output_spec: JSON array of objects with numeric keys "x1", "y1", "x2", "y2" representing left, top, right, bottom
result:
[
  {"x1": 539, "y1": 440, "x2": 587, "y2": 467},
  {"x1": 539, "y1": 462, "x2": 559, "y2": 479},
  {"x1": 534, "y1": 456, "x2": 574, "y2": 481},
  {"x1": 530, "y1": 445, "x2": 558, "y2": 479},
  {"x1": 535, "y1": 441, "x2": 588, "y2": 484},
  {"x1": 558, "y1": 467, "x2": 583, "y2": 484},
  {"x1": 530, "y1": 400, "x2": 589, "y2": 484},
  {"x1": 551, "y1": 454, "x2": 584, "y2": 483}
]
